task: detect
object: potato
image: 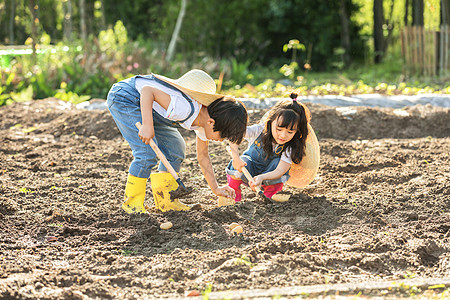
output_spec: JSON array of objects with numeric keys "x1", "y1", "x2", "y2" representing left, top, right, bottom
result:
[
  {"x1": 218, "y1": 196, "x2": 234, "y2": 207},
  {"x1": 229, "y1": 222, "x2": 240, "y2": 230},
  {"x1": 231, "y1": 225, "x2": 243, "y2": 235},
  {"x1": 160, "y1": 222, "x2": 173, "y2": 230},
  {"x1": 271, "y1": 194, "x2": 290, "y2": 202}
]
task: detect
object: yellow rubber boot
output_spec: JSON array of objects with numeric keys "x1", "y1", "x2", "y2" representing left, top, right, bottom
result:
[
  {"x1": 150, "y1": 172, "x2": 190, "y2": 212},
  {"x1": 122, "y1": 174, "x2": 147, "y2": 214}
]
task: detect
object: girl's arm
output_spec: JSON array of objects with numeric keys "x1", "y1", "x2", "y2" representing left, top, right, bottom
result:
[
  {"x1": 138, "y1": 86, "x2": 171, "y2": 144},
  {"x1": 251, "y1": 160, "x2": 291, "y2": 187},
  {"x1": 196, "y1": 137, "x2": 235, "y2": 198}
]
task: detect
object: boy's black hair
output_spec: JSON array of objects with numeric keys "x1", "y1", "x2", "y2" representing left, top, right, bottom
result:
[
  {"x1": 207, "y1": 97, "x2": 248, "y2": 144},
  {"x1": 261, "y1": 93, "x2": 309, "y2": 164}
]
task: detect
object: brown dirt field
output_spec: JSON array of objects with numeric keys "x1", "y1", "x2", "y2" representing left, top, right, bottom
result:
[{"x1": 0, "y1": 98, "x2": 449, "y2": 299}]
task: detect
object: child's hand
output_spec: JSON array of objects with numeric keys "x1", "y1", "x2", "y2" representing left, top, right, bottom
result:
[
  {"x1": 232, "y1": 157, "x2": 247, "y2": 172},
  {"x1": 137, "y1": 123, "x2": 155, "y2": 145},
  {"x1": 214, "y1": 185, "x2": 236, "y2": 199},
  {"x1": 250, "y1": 175, "x2": 263, "y2": 189}
]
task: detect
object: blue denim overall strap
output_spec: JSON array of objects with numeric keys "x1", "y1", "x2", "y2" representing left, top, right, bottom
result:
[
  {"x1": 226, "y1": 133, "x2": 290, "y2": 185},
  {"x1": 243, "y1": 134, "x2": 283, "y2": 161}
]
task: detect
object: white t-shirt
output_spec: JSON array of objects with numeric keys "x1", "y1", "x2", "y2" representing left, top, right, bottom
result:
[
  {"x1": 245, "y1": 123, "x2": 292, "y2": 164},
  {"x1": 135, "y1": 77, "x2": 207, "y2": 141}
]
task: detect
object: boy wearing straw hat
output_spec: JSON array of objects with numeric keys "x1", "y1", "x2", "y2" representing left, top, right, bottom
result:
[{"x1": 107, "y1": 69, "x2": 248, "y2": 213}]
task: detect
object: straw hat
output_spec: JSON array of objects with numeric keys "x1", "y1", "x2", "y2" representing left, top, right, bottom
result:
[
  {"x1": 286, "y1": 123, "x2": 320, "y2": 188},
  {"x1": 153, "y1": 69, "x2": 225, "y2": 106},
  {"x1": 259, "y1": 106, "x2": 320, "y2": 188}
]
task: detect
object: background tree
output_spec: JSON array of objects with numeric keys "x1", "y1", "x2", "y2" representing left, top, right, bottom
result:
[
  {"x1": 383, "y1": 0, "x2": 395, "y2": 53},
  {"x1": 9, "y1": 0, "x2": 16, "y2": 44},
  {"x1": 166, "y1": 0, "x2": 187, "y2": 62},
  {"x1": 340, "y1": 0, "x2": 351, "y2": 66},
  {"x1": 405, "y1": 0, "x2": 410, "y2": 25},
  {"x1": 373, "y1": 0, "x2": 385, "y2": 63},
  {"x1": 412, "y1": 0, "x2": 424, "y2": 25},
  {"x1": 442, "y1": 0, "x2": 450, "y2": 25},
  {"x1": 63, "y1": 0, "x2": 72, "y2": 41},
  {"x1": 0, "y1": 0, "x2": 366, "y2": 70},
  {"x1": 79, "y1": 0, "x2": 87, "y2": 41},
  {"x1": 28, "y1": 0, "x2": 37, "y2": 63}
]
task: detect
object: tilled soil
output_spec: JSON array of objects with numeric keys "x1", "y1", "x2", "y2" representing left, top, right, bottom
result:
[{"x1": 0, "y1": 98, "x2": 449, "y2": 299}]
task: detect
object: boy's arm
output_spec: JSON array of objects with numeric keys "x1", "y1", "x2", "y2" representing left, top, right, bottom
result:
[
  {"x1": 196, "y1": 137, "x2": 235, "y2": 198},
  {"x1": 228, "y1": 143, "x2": 246, "y2": 172},
  {"x1": 138, "y1": 86, "x2": 171, "y2": 144},
  {"x1": 251, "y1": 160, "x2": 291, "y2": 187}
]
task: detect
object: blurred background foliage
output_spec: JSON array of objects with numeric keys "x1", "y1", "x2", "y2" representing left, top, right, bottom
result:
[{"x1": 0, "y1": 0, "x2": 448, "y2": 106}]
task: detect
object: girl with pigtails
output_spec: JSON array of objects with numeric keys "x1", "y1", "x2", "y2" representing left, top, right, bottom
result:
[{"x1": 227, "y1": 92, "x2": 311, "y2": 201}]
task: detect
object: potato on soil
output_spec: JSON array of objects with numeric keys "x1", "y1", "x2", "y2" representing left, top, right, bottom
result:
[{"x1": 160, "y1": 222, "x2": 173, "y2": 230}]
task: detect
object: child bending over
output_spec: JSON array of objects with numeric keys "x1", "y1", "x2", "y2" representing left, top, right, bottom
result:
[{"x1": 107, "y1": 69, "x2": 247, "y2": 213}]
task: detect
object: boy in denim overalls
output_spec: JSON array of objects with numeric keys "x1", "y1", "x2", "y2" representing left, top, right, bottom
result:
[{"x1": 107, "y1": 70, "x2": 247, "y2": 213}]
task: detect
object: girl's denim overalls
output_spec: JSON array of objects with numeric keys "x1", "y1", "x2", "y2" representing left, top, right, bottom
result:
[
  {"x1": 226, "y1": 134, "x2": 291, "y2": 186},
  {"x1": 106, "y1": 75, "x2": 194, "y2": 179}
]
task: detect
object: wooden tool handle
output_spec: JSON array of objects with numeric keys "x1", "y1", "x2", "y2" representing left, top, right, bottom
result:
[
  {"x1": 225, "y1": 146, "x2": 263, "y2": 193},
  {"x1": 136, "y1": 122, "x2": 179, "y2": 180}
]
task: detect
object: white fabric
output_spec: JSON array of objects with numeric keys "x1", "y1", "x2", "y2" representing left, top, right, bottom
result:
[
  {"x1": 245, "y1": 123, "x2": 292, "y2": 164},
  {"x1": 135, "y1": 77, "x2": 205, "y2": 140},
  {"x1": 194, "y1": 127, "x2": 208, "y2": 141}
]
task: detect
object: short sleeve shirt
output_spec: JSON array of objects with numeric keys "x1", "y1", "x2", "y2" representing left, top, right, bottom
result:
[
  {"x1": 135, "y1": 77, "x2": 206, "y2": 140},
  {"x1": 245, "y1": 123, "x2": 292, "y2": 164}
]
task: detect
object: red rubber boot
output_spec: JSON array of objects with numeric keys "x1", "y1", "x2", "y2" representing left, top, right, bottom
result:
[
  {"x1": 227, "y1": 174, "x2": 243, "y2": 202},
  {"x1": 262, "y1": 183, "x2": 284, "y2": 198}
]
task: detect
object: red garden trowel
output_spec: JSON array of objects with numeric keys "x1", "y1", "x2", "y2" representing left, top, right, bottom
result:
[{"x1": 136, "y1": 122, "x2": 192, "y2": 212}]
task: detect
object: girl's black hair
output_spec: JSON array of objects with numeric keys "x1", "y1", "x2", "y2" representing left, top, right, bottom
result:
[{"x1": 261, "y1": 92, "x2": 309, "y2": 164}]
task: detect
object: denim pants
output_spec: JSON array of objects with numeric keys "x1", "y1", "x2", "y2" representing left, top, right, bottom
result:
[
  {"x1": 226, "y1": 135, "x2": 290, "y2": 186},
  {"x1": 107, "y1": 76, "x2": 188, "y2": 179}
]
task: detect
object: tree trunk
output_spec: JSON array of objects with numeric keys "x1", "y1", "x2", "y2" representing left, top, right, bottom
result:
[
  {"x1": 412, "y1": 0, "x2": 424, "y2": 26},
  {"x1": 9, "y1": 0, "x2": 16, "y2": 44},
  {"x1": 442, "y1": 0, "x2": 450, "y2": 25},
  {"x1": 29, "y1": 0, "x2": 38, "y2": 64},
  {"x1": 99, "y1": 0, "x2": 106, "y2": 30},
  {"x1": 339, "y1": 0, "x2": 351, "y2": 66},
  {"x1": 441, "y1": 0, "x2": 450, "y2": 75},
  {"x1": 64, "y1": 0, "x2": 73, "y2": 41},
  {"x1": 404, "y1": 0, "x2": 410, "y2": 26},
  {"x1": 166, "y1": 0, "x2": 187, "y2": 62},
  {"x1": 384, "y1": 0, "x2": 395, "y2": 53},
  {"x1": 79, "y1": 0, "x2": 87, "y2": 41},
  {"x1": 373, "y1": 0, "x2": 385, "y2": 63}
]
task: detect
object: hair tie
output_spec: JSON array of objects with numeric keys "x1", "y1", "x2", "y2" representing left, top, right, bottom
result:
[{"x1": 289, "y1": 92, "x2": 298, "y2": 102}]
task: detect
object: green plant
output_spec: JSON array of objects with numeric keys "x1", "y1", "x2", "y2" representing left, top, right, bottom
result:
[
  {"x1": 331, "y1": 47, "x2": 346, "y2": 70},
  {"x1": 202, "y1": 283, "x2": 213, "y2": 300},
  {"x1": 233, "y1": 254, "x2": 254, "y2": 268},
  {"x1": 283, "y1": 39, "x2": 306, "y2": 63},
  {"x1": 119, "y1": 249, "x2": 136, "y2": 256},
  {"x1": 280, "y1": 39, "x2": 306, "y2": 79},
  {"x1": 230, "y1": 58, "x2": 252, "y2": 85},
  {"x1": 53, "y1": 90, "x2": 90, "y2": 104},
  {"x1": 19, "y1": 187, "x2": 33, "y2": 193}
]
